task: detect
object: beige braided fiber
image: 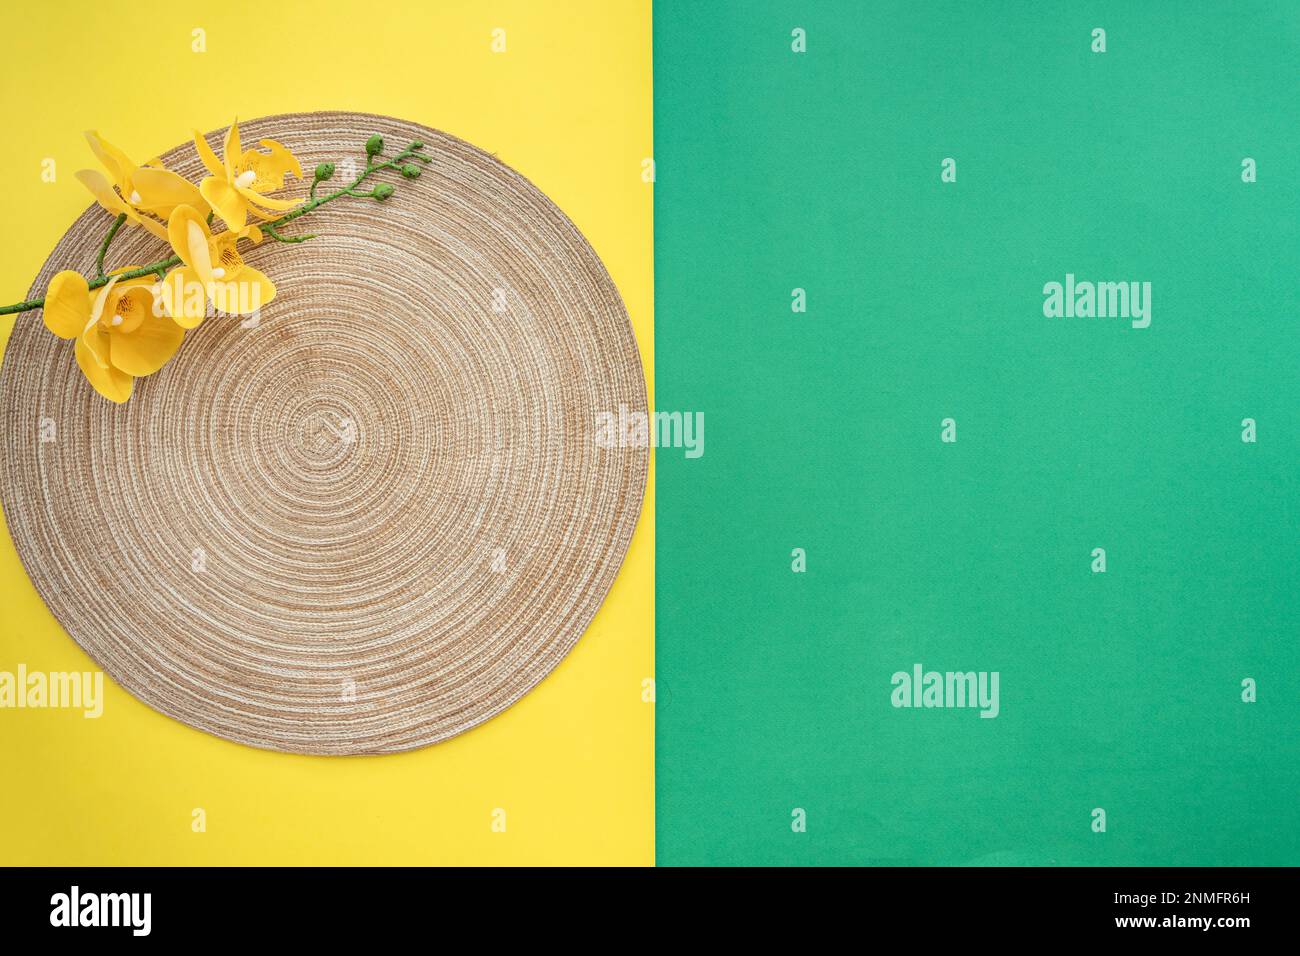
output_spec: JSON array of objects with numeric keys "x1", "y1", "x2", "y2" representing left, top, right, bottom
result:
[{"x1": 0, "y1": 112, "x2": 648, "y2": 754}]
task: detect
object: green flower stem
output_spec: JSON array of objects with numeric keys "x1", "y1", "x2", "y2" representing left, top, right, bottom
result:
[
  {"x1": 262, "y1": 224, "x2": 314, "y2": 244},
  {"x1": 94, "y1": 213, "x2": 128, "y2": 279},
  {"x1": 0, "y1": 139, "x2": 428, "y2": 316},
  {"x1": 374, "y1": 153, "x2": 431, "y2": 172}
]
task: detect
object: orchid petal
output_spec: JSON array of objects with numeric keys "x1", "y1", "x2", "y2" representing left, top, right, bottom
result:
[
  {"x1": 209, "y1": 266, "x2": 275, "y2": 316},
  {"x1": 223, "y1": 120, "x2": 241, "y2": 178},
  {"x1": 131, "y1": 167, "x2": 208, "y2": 218},
  {"x1": 200, "y1": 176, "x2": 248, "y2": 231},
  {"x1": 84, "y1": 131, "x2": 136, "y2": 191},
  {"x1": 193, "y1": 130, "x2": 225, "y2": 178},
  {"x1": 166, "y1": 205, "x2": 214, "y2": 277},
  {"x1": 236, "y1": 182, "x2": 299, "y2": 211},
  {"x1": 75, "y1": 168, "x2": 132, "y2": 218},
  {"x1": 75, "y1": 331, "x2": 132, "y2": 403},
  {"x1": 156, "y1": 266, "x2": 209, "y2": 329},
  {"x1": 256, "y1": 139, "x2": 303, "y2": 180},
  {"x1": 43, "y1": 270, "x2": 90, "y2": 339},
  {"x1": 109, "y1": 309, "x2": 184, "y2": 376}
]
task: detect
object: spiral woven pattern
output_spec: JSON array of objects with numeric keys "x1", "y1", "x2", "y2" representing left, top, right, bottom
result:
[{"x1": 0, "y1": 112, "x2": 647, "y2": 754}]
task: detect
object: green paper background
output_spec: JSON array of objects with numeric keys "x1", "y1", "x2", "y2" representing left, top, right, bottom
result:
[{"x1": 653, "y1": 0, "x2": 1299, "y2": 865}]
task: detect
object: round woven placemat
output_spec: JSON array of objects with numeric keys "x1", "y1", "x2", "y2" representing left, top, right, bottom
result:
[{"x1": 0, "y1": 111, "x2": 647, "y2": 754}]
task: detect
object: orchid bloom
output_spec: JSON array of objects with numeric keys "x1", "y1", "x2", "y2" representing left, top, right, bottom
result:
[
  {"x1": 196, "y1": 120, "x2": 303, "y2": 231},
  {"x1": 157, "y1": 204, "x2": 275, "y2": 326},
  {"x1": 42, "y1": 270, "x2": 184, "y2": 404},
  {"x1": 75, "y1": 131, "x2": 208, "y2": 240}
]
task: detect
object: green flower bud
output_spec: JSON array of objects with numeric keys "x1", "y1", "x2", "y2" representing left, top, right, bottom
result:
[
  {"x1": 373, "y1": 183, "x2": 395, "y2": 200},
  {"x1": 410, "y1": 139, "x2": 424, "y2": 149},
  {"x1": 314, "y1": 162, "x2": 335, "y2": 181},
  {"x1": 401, "y1": 164, "x2": 421, "y2": 178},
  {"x1": 365, "y1": 135, "x2": 384, "y2": 156}
]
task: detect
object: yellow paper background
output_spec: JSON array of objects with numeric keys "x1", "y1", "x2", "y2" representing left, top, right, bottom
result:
[{"x1": 0, "y1": 0, "x2": 653, "y2": 865}]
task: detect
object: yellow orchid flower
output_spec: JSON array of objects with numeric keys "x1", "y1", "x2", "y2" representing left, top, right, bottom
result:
[
  {"x1": 42, "y1": 269, "x2": 184, "y2": 404},
  {"x1": 157, "y1": 204, "x2": 275, "y2": 326},
  {"x1": 196, "y1": 120, "x2": 303, "y2": 231},
  {"x1": 75, "y1": 131, "x2": 208, "y2": 240}
]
